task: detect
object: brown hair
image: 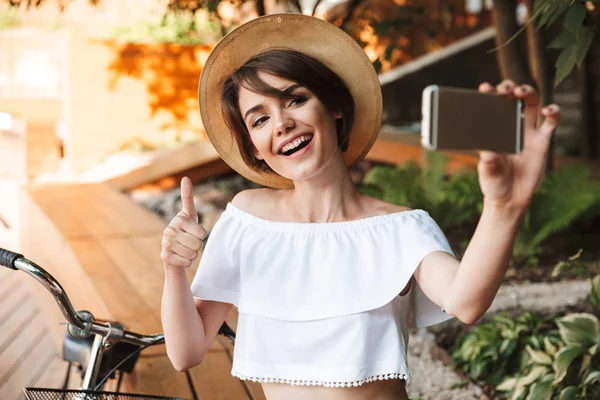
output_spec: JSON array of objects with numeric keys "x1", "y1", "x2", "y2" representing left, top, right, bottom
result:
[{"x1": 221, "y1": 49, "x2": 355, "y2": 173}]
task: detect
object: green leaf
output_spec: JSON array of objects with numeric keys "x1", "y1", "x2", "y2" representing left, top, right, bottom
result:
[
  {"x1": 449, "y1": 380, "x2": 468, "y2": 390},
  {"x1": 554, "y1": 44, "x2": 578, "y2": 87},
  {"x1": 564, "y1": 2, "x2": 587, "y2": 37},
  {"x1": 556, "y1": 313, "x2": 600, "y2": 348},
  {"x1": 537, "y1": 0, "x2": 562, "y2": 27},
  {"x1": 521, "y1": 365, "x2": 550, "y2": 386},
  {"x1": 373, "y1": 20, "x2": 392, "y2": 35},
  {"x1": 511, "y1": 385, "x2": 528, "y2": 400},
  {"x1": 384, "y1": 45, "x2": 394, "y2": 61},
  {"x1": 516, "y1": 166, "x2": 600, "y2": 257},
  {"x1": 580, "y1": 353, "x2": 592, "y2": 376},
  {"x1": 526, "y1": 380, "x2": 553, "y2": 400},
  {"x1": 544, "y1": 337, "x2": 558, "y2": 356},
  {"x1": 372, "y1": 59, "x2": 382, "y2": 74},
  {"x1": 553, "y1": 346, "x2": 586, "y2": 383},
  {"x1": 544, "y1": 0, "x2": 571, "y2": 28},
  {"x1": 549, "y1": 29, "x2": 578, "y2": 49},
  {"x1": 575, "y1": 26, "x2": 594, "y2": 68},
  {"x1": 559, "y1": 386, "x2": 578, "y2": 400},
  {"x1": 526, "y1": 345, "x2": 553, "y2": 365},
  {"x1": 568, "y1": 248, "x2": 583, "y2": 261},
  {"x1": 591, "y1": 275, "x2": 600, "y2": 313},
  {"x1": 497, "y1": 376, "x2": 519, "y2": 391},
  {"x1": 584, "y1": 371, "x2": 600, "y2": 385}
]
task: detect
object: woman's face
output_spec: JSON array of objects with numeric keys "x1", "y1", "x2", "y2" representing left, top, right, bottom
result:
[{"x1": 238, "y1": 71, "x2": 342, "y2": 182}]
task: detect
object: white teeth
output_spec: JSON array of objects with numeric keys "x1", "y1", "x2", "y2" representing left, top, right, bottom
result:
[{"x1": 281, "y1": 135, "x2": 311, "y2": 154}]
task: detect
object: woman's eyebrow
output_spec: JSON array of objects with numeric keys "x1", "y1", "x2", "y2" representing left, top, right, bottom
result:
[
  {"x1": 244, "y1": 104, "x2": 264, "y2": 121},
  {"x1": 243, "y1": 84, "x2": 305, "y2": 121},
  {"x1": 281, "y1": 84, "x2": 302, "y2": 94}
]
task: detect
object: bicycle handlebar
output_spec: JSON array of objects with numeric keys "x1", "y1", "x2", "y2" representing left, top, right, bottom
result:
[
  {"x1": 0, "y1": 247, "x2": 164, "y2": 347},
  {"x1": 0, "y1": 247, "x2": 21, "y2": 270}
]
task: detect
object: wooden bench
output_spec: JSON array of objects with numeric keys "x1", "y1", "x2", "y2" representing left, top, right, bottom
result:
[{"x1": 19, "y1": 182, "x2": 265, "y2": 400}]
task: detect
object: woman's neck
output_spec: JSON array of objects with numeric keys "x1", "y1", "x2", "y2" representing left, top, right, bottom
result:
[{"x1": 285, "y1": 150, "x2": 366, "y2": 223}]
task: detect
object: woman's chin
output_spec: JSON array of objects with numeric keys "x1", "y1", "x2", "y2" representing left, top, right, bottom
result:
[{"x1": 268, "y1": 164, "x2": 320, "y2": 184}]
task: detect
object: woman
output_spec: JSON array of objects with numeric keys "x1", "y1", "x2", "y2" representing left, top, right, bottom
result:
[{"x1": 160, "y1": 14, "x2": 560, "y2": 400}]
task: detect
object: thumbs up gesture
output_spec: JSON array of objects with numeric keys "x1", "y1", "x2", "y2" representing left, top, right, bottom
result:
[{"x1": 161, "y1": 177, "x2": 207, "y2": 269}]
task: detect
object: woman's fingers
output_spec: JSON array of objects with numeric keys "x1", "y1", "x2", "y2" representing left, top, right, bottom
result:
[
  {"x1": 175, "y1": 212, "x2": 207, "y2": 240},
  {"x1": 539, "y1": 104, "x2": 561, "y2": 137},
  {"x1": 479, "y1": 82, "x2": 495, "y2": 93},
  {"x1": 161, "y1": 213, "x2": 206, "y2": 268},
  {"x1": 514, "y1": 84, "x2": 539, "y2": 131},
  {"x1": 496, "y1": 80, "x2": 517, "y2": 96}
]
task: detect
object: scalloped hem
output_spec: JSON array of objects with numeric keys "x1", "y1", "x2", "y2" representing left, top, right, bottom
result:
[{"x1": 232, "y1": 372, "x2": 410, "y2": 387}]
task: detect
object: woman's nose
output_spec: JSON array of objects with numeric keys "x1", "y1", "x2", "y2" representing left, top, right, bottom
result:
[{"x1": 274, "y1": 112, "x2": 295, "y2": 136}]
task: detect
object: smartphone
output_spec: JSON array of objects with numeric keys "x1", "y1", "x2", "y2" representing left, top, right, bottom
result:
[{"x1": 421, "y1": 85, "x2": 525, "y2": 154}]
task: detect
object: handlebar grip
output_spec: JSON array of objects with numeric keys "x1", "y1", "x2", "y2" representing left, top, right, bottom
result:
[{"x1": 0, "y1": 248, "x2": 22, "y2": 270}]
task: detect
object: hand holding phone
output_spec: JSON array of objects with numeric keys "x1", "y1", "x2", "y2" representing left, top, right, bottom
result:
[
  {"x1": 419, "y1": 80, "x2": 560, "y2": 214},
  {"x1": 421, "y1": 85, "x2": 525, "y2": 154}
]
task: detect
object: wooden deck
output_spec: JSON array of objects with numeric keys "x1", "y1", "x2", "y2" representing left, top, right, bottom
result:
[
  {"x1": 9, "y1": 182, "x2": 265, "y2": 400},
  {"x1": 0, "y1": 267, "x2": 81, "y2": 400}
]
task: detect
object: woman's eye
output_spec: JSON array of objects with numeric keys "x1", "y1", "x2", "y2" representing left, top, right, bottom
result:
[
  {"x1": 252, "y1": 116, "x2": 268, "y2": 128},
  {"x1": 289, "y1": 96, "x2": 307, "y2": 107}
]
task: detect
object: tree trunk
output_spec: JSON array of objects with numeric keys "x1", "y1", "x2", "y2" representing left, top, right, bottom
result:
[
  {"x1": 525, "y1": 0, "x2": 554, "y2": 171},
  {"x1": 491, "y1": 0, "x2": 533, "y2": 85},
  {"x1": 256, "y1": 0, "x2": 266, "y2": 16},
  {"x1": 580, "y1": 45, "x2": 600, "y2": 160}
]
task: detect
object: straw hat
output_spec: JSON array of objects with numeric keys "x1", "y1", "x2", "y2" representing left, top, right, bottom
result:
[{"x1": 198, "y1": 13, "x2": 382, "y2": 189}]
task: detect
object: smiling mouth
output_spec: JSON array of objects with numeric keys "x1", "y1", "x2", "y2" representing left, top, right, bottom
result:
[{"x1": 280, "y1": 135, "x2": 313, "y2": 156}]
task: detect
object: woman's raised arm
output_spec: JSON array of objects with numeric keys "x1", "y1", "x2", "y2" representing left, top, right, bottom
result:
[{"x1": 414, "y1": 80, "x2": 561, "y2": 325}]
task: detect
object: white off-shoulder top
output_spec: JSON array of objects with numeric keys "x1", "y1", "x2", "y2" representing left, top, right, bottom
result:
[{"x1": 190, "y1": 202, "x2": 455, "y2": 387}]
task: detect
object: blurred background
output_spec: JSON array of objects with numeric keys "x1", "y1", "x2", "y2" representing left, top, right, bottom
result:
[{"x1": 1, "y1": 1, "x2": 600, "y2": 400}]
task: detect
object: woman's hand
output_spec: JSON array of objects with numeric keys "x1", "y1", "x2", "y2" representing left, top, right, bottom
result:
[
  {"x1": 476, "y1": 80, "x2": 561, "y2": 214},
  {"x1": 161, "y1": 177, "x2": 206, "y2": 269}
]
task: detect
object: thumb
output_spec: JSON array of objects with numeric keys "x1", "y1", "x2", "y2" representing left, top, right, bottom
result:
[{"x1": 180, "y1": 177, "x2": 198, "y2": 222}]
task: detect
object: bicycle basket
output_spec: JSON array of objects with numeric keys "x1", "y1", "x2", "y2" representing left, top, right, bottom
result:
[{"x1": 23, "y1": 388, "x2": 189, "y2": 400}]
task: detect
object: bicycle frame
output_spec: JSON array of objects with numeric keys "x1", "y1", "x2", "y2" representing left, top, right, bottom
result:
[
  {"x1": 1, "y1": 247, "x2": 239, "y2": 399},
  {"x1": 4, "y1": 253, "x2": 164, "y2": 390}
]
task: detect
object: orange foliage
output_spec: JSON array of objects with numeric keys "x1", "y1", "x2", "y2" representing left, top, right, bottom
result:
[{"x1": 343, "y1": 0, "x2": 492, "y2": 72}]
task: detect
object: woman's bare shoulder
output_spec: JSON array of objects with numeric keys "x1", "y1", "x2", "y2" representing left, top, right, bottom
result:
[
  {"x1": 362, "y1": 195, "x2": 412, "y2": 216},
  {"x1": 231, "y1": 188, "x2": 284, "y2": 218}
]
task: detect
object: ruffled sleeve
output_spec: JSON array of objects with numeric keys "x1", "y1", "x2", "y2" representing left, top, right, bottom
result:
[
  {"x1": 400, "y1": 211, "x2": 456, "y2": 329},
  {"x1": 190, "y1": 210, "x2": 243, "y2": 306}
]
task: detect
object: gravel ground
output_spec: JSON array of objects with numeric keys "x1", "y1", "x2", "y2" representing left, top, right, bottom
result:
[
  {"x1": 407, "y1": 330, "x2": 479, "y2": 400},
  {"x1": 404, "y1": 279, "x2": 591, "y2": 399}
]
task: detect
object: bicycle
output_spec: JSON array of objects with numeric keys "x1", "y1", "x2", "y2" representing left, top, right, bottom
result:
[{"x1": 0, "y1": 247, "x2": 238, "y2": 400}]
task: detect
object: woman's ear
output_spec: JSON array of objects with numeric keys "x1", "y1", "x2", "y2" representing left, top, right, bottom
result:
[{"x1": 332, "y1": 110, "x2": 343, "y2": 120}]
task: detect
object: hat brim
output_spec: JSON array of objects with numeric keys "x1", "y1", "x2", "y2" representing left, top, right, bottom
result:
[{"x1": 198, "y1": 14, "x2": 382, "y2": 189}]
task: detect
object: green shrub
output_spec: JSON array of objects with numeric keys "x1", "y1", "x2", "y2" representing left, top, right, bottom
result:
[
  {"x1": 452, "y1": 265, "x2": 600, "y2": 399},
  {"x1": 360, "y1": 151, "x2": 482, "y2": 233},
  {"x1": 361, "y1": 156, "x2": 600, "y2": 266},
  {"x1": 513, "y1": 165, "x2": 600, "y2": 266},
  {"x1": 495, "y1": 312, "x2": 600, "y2": 400},
  {"x1": 451, "y1": 311, "x2": 558, "y2": 387},
  {"x1": 104, "y1": 11, "x2": 222, "y2": 45}
]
